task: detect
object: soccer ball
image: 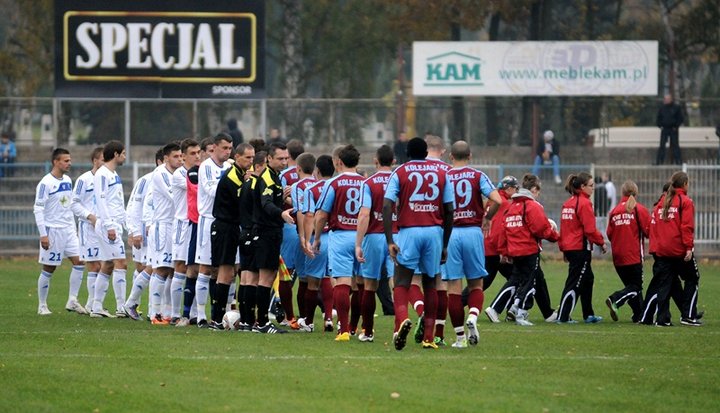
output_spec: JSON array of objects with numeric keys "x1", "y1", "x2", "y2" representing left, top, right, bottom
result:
[
  {"x1": 222, "y1": 310, "x2": 241, "y2": 330},
  {"x1": 548, "y1": 219, "x2": 558, "y2": 232}
]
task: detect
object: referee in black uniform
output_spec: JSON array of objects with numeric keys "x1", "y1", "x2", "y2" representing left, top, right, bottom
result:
[
  {"x1": 209, "y1": 143, "x2": 255, "y2": 329},
  {"x1": 253, "y1": 142, "x2": 294, "y2": 333}
]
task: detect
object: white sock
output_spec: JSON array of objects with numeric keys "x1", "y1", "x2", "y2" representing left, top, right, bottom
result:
[
  {"x1": 37, "y1": 270, "x2": 52, "y2": 306},
  {"x1": 413, "y1": 301, "x2": 424, "y2": 313},
  {"x1": 227, "y1": 280, "x2": 236, "y2": 312},
  {"x1": 435, "y1": 319, "x2": 446, "y2": 327},
  {"x1": 112, "y1": 269, "x2": 127, "y2": 312},
  {"x1": 149, "y1": 274, "x2": 166, "y2": 317},
  {"x1": 195, "y1": 273, "x2": 211, "y2": 321},
  {"x1": 68, "y1": 265, "x2": 84, "y2": 301},
  {"x1": 128, "y1": 269, "x2": 140, "y2": 301},
  {"x1": 162, "y1": 275, "x2": 172, "y2": 317},
  {"x1": 125, "y1": 271, "x2": 150, "y2": 307},
  {"x1": 85, "y1": 272, "x2": 97, "y2": 308},
  {"x1": 170, "y1": 273, "x2": 186, "y2": 319},
  {"x1": 454, "y1": 326, "x2": 465, "y2": 339},
  {"x1": 92, "y1": 272, "x2": 111, "y2": 313}
]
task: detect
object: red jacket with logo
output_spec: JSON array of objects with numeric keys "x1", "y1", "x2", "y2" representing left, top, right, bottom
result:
[
  {"x1": 606, "y1": 197, "x2": 650, "y2": 266},
  {"x1": 649, "y1": 188, "x2": 694, "y2": 257},
  {"x1": 484, "y1": 190, "x2": 511, "y2": 256},
  {"x1": 558, "y1": 192, "x2": 604, "y2": 252},
  {"x1": 497, "y1": 190, "x2": 559, "y2": 257}
]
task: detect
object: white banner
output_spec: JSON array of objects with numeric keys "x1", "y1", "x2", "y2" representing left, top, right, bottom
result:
[{"x1": 412, "y1": 41, "x2": 658, "y2": 96}]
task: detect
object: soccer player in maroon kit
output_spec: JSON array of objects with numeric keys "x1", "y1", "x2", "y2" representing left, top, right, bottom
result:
[
  {"x1": 384, "y1": 137, "x2": 454, "y2": 350},
  {"x1": 557, "y1": 172, "x2": 607, "y2": 323},
  {"x1": 605, "y1": 180, "x2": 650, "y2": 323}
]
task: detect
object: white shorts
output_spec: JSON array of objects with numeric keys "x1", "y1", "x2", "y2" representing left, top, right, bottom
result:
[
  {"x1": 95, "y1": 219, "x2": 126, "y2": 262},
  {"x1": 78, "y1": 220, "x2": 101, "y2": 262},
  {"x1": 131, "y1": 223, "x2": 148, "y2": 265},
  {"x1": 149, "y1": 221, "x2": 173, "y2": 269},
  {"x1": 38, "y1": 226, "x2": 80, "y2": 266},
  {"x1": 195, "y1": 216, "x2": 215, "y2": 266},
  {"x1": 172, "y1": 219, "x2": 191, "y2": 263}
]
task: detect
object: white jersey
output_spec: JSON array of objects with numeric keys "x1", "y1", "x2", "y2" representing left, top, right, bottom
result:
[
  {"x1": 172, "y1": 165, "x2": 188, "y2": 221},
  {"x1": 71, "y1": 170, "x2": 96, "y2": 223},
  {"x1": 33, "y1": 173, "x2": 75, "y2": 236},
  {"x1": 94, "y1": 165, "x2": 125, "y2": 229},
  {"x1": 151, "y1": 164, "x2": 175, "y2": 223},
  {"x1": 197, "y1": 157, "x2": 230, "y2": 218},
  {"x1": 142, "y1": 188, "x2": 154, "y2": 227},
  {"x1": 126, "y1": 172, "x2": 152, "y2": 237}
]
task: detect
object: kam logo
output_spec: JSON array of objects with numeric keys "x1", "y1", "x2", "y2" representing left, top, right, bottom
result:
[{"x1": 424, "y1": 51, "x2": 484, "y2": 87}]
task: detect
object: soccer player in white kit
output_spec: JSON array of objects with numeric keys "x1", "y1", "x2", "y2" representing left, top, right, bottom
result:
[
  {"x1": 195, "y1": 133, "x2": 233, "y2": 327},
  {"x1": 34, "y1": 148, "x2": 85, "y2": 315},
  {"x1": 91, "y1": 140, "x2": 128, "y2": 318},
  {"x1": 147, "y1": 142, "x2": 183, "y2": 325},
  {"x1": 71, "y1": 147, "x2": 104, "y2": 314}
]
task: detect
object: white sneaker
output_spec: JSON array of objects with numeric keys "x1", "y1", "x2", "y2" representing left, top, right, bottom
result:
[
  {"x1": 554, "y1": 175, "x2": 562, "y2": 185},
  {"x1": 358, "y1": 330, "x2": 375, "y2": 342},
  {"x1": 174, "y1": 317, "x2": 190, "y2": 327},
  {"x1": 484, "y1": 307, "x2": 501, "y2": 323},
  {"x1": 466, "y1": 317, "x2": 480, "y2": 346},
  {"x1": 506, "y1": 304, "x2": 518, "y2": 322},
  {"x1": 90, "y1": 308, "x2": 116, "y2": 318},
  {"x1": 297, "y1": 318, "x2": 314, "y2": 332},
  {"x1": 115, "y1": 307, "x2": 128, "y2": 318},
  {"x1": 545, "y1": 310, "x2": 559, "y2": 323},
  {"x1": 516, "y1": 309, "x2": 534, "y2": 326},
  {"x1": 84, "y1": 303, "x2": 92, "y2": 314},
  {"x1": 65, "y1": 300, "x2": 88, "y2": 315},
  {"x1": 451, "y1": 337, "x2": 468, "y2": 348},
  {"x1": 38, "y1": 305, "x2": 52, "y2": 315}
]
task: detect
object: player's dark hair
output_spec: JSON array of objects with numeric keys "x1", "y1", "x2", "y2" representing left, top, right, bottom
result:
[
  {"x1": 155, "y1": 148, "x2": 164, "y2": 164},
  {"x1": 268, "y1": 142, "x2": 287, "y2": 157},
  {"x1": 376, "y1": 144, "x2": 394, "y2": 167},
  {"x1": 90, "y1": 146, "x2": 104, "y2": 162},
  {"x1": 287, "y1": 139, "x2": 305, "y2": 160},
  {"x1": 564, "y1": 172, "x2": 593, "y2": 195},
  {"x1": 253, "y1": 150, "x2": 267, "y2": 167},
  {"x1": 315, "y1": 154, "x2": 335, "y2": 178},
  {"x1": 102, "y1": 140, "x2": 124, "y2": 162},
  {"x1": 248, "y1": 138, "x2": 266, "y2": 152},
  {"x1": 52, "y1": 147, "x2": 70, "y2": 162},
  {"x1": 199, "y1": 137, "x2": 214, "y2": 151},
  {"x1": 180, "y1": 138, "x2": 199, "y2": 153},
  {"x1": 213, "y1": 132, "x2": 233, "y2": 145},
  {"x1": 406, "y1": 137, "x2": 428, "y2": 160},
  {"x1": 338, "y1": 144, "x2": 360, "y2": 168},
  {"x1": 662, "y1": 171, "x2": 689, "y2": 221},
  {"x1": 522, "y1": 174, "x2": 541, "y2": 191},
  {"x1": 296, "y1": 153, "x2": 316, "y2": 174},
  {"x1": 162, "y1": 142, "x2": 181, "y2": 157}
]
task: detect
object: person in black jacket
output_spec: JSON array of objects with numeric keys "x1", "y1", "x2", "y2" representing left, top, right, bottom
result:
[
  {"x1": 531, "y1": 130, "x2": 562, "y2": 185},
  {"x1": 252, "y1": 142, "x2": 294, "y2": 333},
  {"x1": 655, "y1": 94, "x2": 684, "y2": 165}
]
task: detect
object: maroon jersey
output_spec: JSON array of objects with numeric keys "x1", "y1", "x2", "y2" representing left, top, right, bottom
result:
[
  {"x1": 318, "y1": 172, "x2": 365, "y2": 231},
  {"x1": 362, "y1": 171, "x2": 398, "y2": 234},
  {"x1": 447, "y1": 166, "x2": 491, "y2": 227},
  {"x1": 385, "y1": 159, "x2": 453, "y2": 228},
  {"x1": 280, "y1": 166, "x2": 299, "y2": 211},
  {"x1": 305, "y1": 180, "x2": 329, "y2": 233}
]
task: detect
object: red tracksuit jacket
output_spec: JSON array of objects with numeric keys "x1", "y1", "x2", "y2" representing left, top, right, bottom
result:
[
  {"x1": 606, "y1": 196, "x2": 650, "y2": 266},
  {"x1": 558, "y1": 192, "x2": 604, "y2": 252},
  {"x1": 497, "y1": 191, "x2": 559, "y2": 257},
  {"x1": 483, "y1": 190, "x2": 512, "y2": 256},
  {"x1": 649, "y1": 188, "x2": 694, "y2": 258}
]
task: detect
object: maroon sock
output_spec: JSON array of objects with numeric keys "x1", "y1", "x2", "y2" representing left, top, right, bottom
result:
[
  {"x1": 468, "y1": 288, "x2": 485, "y2": 317},
  {"x1": 361, "y1": 289, "x2": 376, "y2": 334},
  {"x1": 349, "y1": 284, "x2": 364, "y2": 332},
  {"x1": 278, "y1": 280, "x2": 295, "y2": 320},
  {"x1": 297, "y1": 281, "x2": 308, "y2": 319},
  {"x1": 408, "y1": 284, "x2": 425, "y2": 316},
  {"x1": 333, "y1": 284, "x2": 351, "y2": 333},
  {"x1": 423, "y1": 287, "x2": 438, "y2": 342},
  {"x1": 393, "y1": 285, "x2": 409, "y2": 332},
  {"x1": 321, "y1": 278, "x2": 334, "y2": 321},
  {"x1": 304, "y1": 288, "x2": 319, "y2": 325},
  {"x1": 449, "y1": 293, "x2": 465, "y2": 328},
  {"x1": 436, "y1": 290, "x2": 448, "y2": 338}
]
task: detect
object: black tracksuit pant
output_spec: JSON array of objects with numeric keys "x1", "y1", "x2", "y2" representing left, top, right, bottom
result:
[
  {"x1": 608, "y1": 263, "x2": 644, "y2": 322},
  {"x1": 557, "y1": 250, "x2": 596, "y2": 322}
]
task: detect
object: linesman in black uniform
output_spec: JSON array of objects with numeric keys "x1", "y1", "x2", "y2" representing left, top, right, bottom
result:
[
  {"x1": 208, "y1": 143, "x2": 255, "y2": 329},
  {"x1": 253, "y1": 142, "x2": 294, "y2": 333},
  {"x1": 237, "y1": 151, "x2": 262, "y2": 330}
]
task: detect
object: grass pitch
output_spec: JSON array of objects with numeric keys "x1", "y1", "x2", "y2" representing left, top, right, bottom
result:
[{"x1": 1, "y1": 257, "x2": 718, "y2": 412}]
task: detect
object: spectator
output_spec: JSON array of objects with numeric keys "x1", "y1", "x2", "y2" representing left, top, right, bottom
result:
[
  {"x1": 226, "y1": 118, "x2": 244, "y2": 148},
  {"x1": 393, "y1": 131, "x2": 409, "y2": 165},
  {"x1": 594, "y1": 172, "x2": 617, "y2": 218},
  {"x1": 531, "y1": 130, "x2": 561, "y2": 185},
  {"x1": 0, "y1": 132, "x2": 17, "y2": 177},
  {"x1": 268, "y1": 128, "x2": 286, "y2": 145},
  {"x1": 655, "y1": 94, "x2": 684, "y2": 165}
]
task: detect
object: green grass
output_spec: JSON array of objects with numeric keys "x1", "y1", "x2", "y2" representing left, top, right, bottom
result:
[{"x1": 1, "y1": 257, "x2": 719, "y2": 412}]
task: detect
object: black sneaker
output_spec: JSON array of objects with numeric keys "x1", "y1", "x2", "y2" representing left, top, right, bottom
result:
[
  {"x1": 189, "y1": 317, "x2": 198, "y2": 325},
  {"x1": 696, "y1": 311, "x2": 705, "y2": 320},
  {"x1": 272, "y1": 300, "x2": 286, "y2": 323},
  {"x1": 680, "y1": 318, "x2": 702, "y2": 327},
  {"x1": 655, "y1": 321, "x2": 673, "y2": 327},
  {"x1": 197, "y1": 319, "x2": 209, "y2": 328},
  {"x1": 394, "y1": 318, "x2": 412, "y2": 351},
  {"x1": 256, "y1": 322, "x2": 287, "y2": 334},
  {"x1": 169, "y1": 317, "x2": 181, "y2": 326},
  {"x1": 208, "y1": 320, "x2": 225, "y2": 330}
]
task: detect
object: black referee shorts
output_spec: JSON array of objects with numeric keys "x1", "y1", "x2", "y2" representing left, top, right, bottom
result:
[
  {"x1": 254, "y1": 228, "x2": 283, "y2": 271},
  {"x1": 211, "y1": 220, "x2": 241, "y2": 267},
  {"x1": 239, "y1": 229, "x2": 258, "y2": 272}
]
